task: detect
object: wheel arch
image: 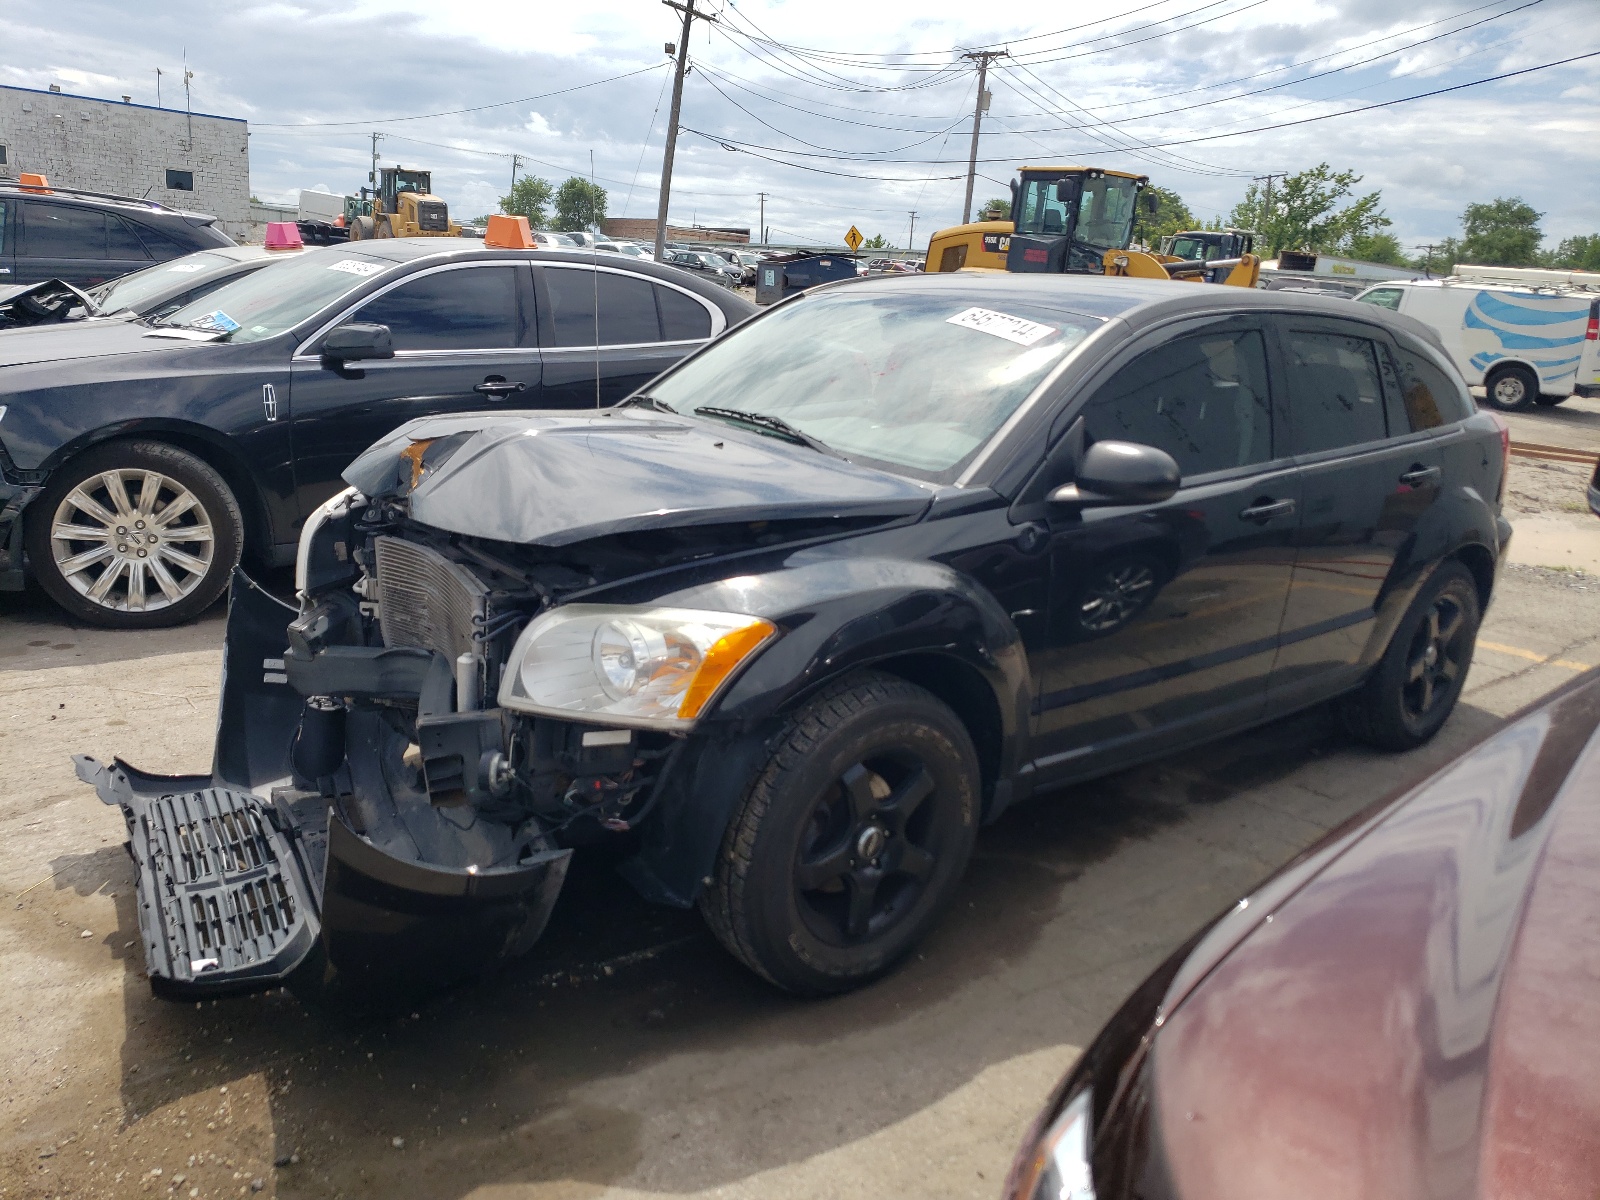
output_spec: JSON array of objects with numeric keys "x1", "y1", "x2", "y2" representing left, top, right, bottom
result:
[
  {"x1": 1450, "y1": 540, "x2": 1497, "y2": 610},
  {"x1": 31, "y1": 422, "x2": 275, "y2": 562}
]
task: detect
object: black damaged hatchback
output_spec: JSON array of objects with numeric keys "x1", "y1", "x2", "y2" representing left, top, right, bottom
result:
[{"x1": 78, "y1": 272, "x2": 1513, "y2": 999}]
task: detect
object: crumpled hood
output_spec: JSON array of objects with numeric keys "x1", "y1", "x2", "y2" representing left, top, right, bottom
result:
[
  {"x1": 343, "y1": 410, "x2": 935, "y2": 546},
  {"x1": 0, "y1": 278, "x2": 99, "y2": 328},
  {"x1": 0, "y1": 315, "x2": 196, "y2": 369}
]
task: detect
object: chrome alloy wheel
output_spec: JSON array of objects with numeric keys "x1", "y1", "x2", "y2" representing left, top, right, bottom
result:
[
  {"x1": 48, "y1": 469, "x2": 215, "y2": 613},
  {"x1": 1080, "y1": 562, "x2": 1156, "y2": 633}
]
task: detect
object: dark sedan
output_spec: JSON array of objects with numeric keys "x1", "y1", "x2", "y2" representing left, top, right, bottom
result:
[
  {"x1": 0, "y1": 240, "x2": 754, "y2": 627},
  {"x1": 1006, "y1": 665, "x2": 1600, "y2": 1200},
  {"x1": 79, "y1": 273, "x2": 1513, "y2": 1002}
]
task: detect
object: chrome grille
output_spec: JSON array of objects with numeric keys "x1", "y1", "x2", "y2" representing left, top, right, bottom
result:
[{"x1": 372, "y1": 536, "x2": 488, "y2": 666}]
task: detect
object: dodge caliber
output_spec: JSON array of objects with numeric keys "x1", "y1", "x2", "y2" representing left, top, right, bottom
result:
[{"x1": 77, "y1": 273, "x2": 1513, "y2": 999}]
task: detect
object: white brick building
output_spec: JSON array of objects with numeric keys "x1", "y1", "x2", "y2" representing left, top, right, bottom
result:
[{"x1": 0, "y1": 85, "x2": 251, "y2": 240}]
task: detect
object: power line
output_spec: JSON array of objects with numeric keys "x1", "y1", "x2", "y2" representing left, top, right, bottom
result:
[{"x1": 252, "y1": 62, "x2": 670, "y2": 127}]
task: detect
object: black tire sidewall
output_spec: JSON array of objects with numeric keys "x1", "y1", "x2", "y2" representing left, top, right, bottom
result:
[
  {"x1": 1363, "y1": 563, "x2": 1481, "y2": 748},
  {"x1": 730, "y1": 683, "x2": 979, "y2": 993},
  {"x1": 1484, "y1": 365, "x2": 1538, "y2": 412},
  {"x1": 25, "y1": 440, "x2": 243, "y2": 628}
]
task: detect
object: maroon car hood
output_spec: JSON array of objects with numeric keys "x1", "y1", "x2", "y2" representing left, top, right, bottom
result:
[{"x1": 1150, "y1": 674, "x2": 1600, "y2": 1200}]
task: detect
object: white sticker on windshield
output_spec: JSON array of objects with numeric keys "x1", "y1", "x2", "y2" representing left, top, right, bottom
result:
[
  {"x1": 946, "y1": 306, "x2": 1055, "y2": 346},
  {"x1": 165, "y1": 263, "x2": 207, "y2": 273},
  {"x1": 191, "y1": 310, "x2": 240, "y2": 333},
  {"x1": 328, "y1": 259, "x2": 383, "y2": 277}
]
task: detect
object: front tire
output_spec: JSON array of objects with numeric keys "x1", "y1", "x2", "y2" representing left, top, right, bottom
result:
[
  {"x1": 26, "y1": 441, "x2": 244, "y2": 629},
  {"x1": 1483, "y1": 364, "x2": 1538, "y2": 412},
  {"x1": 1338, "y1": 561, "x2": 1481, "y2": 751},
  {"x1": 700, "y1": 672, "x2": 980, "y2": 995}
]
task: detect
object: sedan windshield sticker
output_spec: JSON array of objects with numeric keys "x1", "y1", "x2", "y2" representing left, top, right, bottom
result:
[
  {"x1": 190, "y1": 310, "x2": 240, "y2": 333},
  {"x1": 165, "y1": 263, "x2": 208, "y2": 273},
  {"x1": 328, "y1": 259, "x2": 384, "y2": 277},
  {"x1": 946, "y1": 306, "x2": 1056, "y2": 346}
]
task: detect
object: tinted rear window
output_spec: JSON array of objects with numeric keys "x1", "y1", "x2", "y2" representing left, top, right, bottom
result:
[
  {"x1": 1389, "y1": 344, "x2": 1468, "y2": 430},
  {"x1": 25, "y1": 203, "x2": 106, "y2": 258},
  {"x1": 1283, "y1": 329, "x2": 1389, "y2": 453}
]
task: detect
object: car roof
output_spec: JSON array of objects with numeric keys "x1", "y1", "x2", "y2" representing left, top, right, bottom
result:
[
  {"x1": 0, "y1": 183, "x2": 216, "y2": 224},
  {"x1": 824, "y1": 270, "x2": 1453, "y2": 345}
]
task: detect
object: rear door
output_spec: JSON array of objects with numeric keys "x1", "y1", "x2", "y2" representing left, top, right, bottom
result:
[
  {"x1": 288, "y1": 260, "x2": 538, "y2": 516},
  {"x1": 1028, "y1": 314, "x2": 1301, "y2": 781},
  {"x1": 1266, "y1": 316, "x2": 1447, "y2": 706},
  {"x1": 17, "y1": 201, "x2": 149, "y2": 286},
  {"x1": 533, "y1": 263, "x2": 720, "y2": 408}
]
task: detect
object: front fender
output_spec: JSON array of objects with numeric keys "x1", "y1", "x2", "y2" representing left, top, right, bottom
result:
[{"x1": 617, "y1": 557, "x2": 1033, "y2": 908}]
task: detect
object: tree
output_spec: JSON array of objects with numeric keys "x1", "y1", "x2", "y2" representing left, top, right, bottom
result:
[
  {"x1": 1344, "y1": 232, "x2": 1407, "y2": 265},
  {"x1": 554, "y1": 177, "x2": 607, "y2": 232},
  {"x1": 1226, "y1": 163, "x2": 1389, "y2": 257},
  {"x1": 861, "y1": 233, "x2": 890, "y2": 249},
  {"x1": 1140, "y1": 185, "x2": 1195, "y2": 246},
  {"x1": 499, "y1": 175, "x2": 554, "y2": 227},
  {"x1": 978, "y1": 196, "x2": 1010, "y2": 221},
  {"x1": 1458, "y1": 197, "x2": 1542, "y2": 266},
  {"x1": 1545, "y1": 234, "x2": 1600, "y2": 271}
]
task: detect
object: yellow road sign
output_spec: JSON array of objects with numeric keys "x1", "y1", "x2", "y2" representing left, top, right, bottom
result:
[{"x1": 844, "y1": 225, "x2": 863, "y2": 252}]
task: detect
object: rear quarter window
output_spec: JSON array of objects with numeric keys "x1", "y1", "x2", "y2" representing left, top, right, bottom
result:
[{"x1": 1388, "y1": 342, "x2": 1472, "y2": 429}]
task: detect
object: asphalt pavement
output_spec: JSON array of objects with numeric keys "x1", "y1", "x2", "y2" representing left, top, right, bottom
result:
[{"x1": 2, "y1": 561, "x2": 1598, "y2": 1199}]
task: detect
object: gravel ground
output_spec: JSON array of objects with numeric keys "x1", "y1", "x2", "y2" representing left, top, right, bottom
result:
[{"x1": 1503, "y1": 458, "x2": 1595, "y2": 519}]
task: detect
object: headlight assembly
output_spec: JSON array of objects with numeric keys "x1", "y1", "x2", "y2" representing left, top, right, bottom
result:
[
  {"x1": 1009, "y1": 1089, "x2": 1097, "y2": 1200},
  {"x1": 497, "y1": 604, "x2": 777, "y2": 729}
]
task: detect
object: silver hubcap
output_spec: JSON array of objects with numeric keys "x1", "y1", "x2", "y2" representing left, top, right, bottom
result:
[
  {"x1": 1493, "y1": 377, "x2": 1524, "y2": 404},
  {"x1": 49, "y1": 469, "x2": 215, "y2": 612}
]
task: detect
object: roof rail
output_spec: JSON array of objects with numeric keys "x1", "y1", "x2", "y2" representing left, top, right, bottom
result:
[
  {"x1": 1447, "y1": 263, "x2": 1600, "y2": 291},
  {"x1": 0, "y1": 182, "x2": 190, "y2": 215}
]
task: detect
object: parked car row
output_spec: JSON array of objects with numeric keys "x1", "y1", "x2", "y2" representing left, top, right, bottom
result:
[{"x1": 0, "y1": 239, "x2": 754, "y2": 624}]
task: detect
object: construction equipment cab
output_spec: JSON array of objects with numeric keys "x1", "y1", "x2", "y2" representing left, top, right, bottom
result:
[
  {"x1": 1160, "y1": 228, "x2": 1256, "y2": 262},
  {"x1": 348, "y1": 166, "x2": 459, "y2": 240},
  {"x1": 1006, "y1": 166, "x2": 1151, "y2": 273}
]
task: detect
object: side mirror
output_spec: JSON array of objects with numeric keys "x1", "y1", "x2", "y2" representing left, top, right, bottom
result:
[
  {"x1": 322, "y1": 323, "x2": 393, "y2": 362},
  {"x1": 1050, "y1": 440, "x2": 1180, "y2": 507}
]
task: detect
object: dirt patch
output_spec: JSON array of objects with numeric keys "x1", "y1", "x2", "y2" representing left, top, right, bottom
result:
[{"x1": 1503, "y1": 458, "x2": 1595, "y2": 519}]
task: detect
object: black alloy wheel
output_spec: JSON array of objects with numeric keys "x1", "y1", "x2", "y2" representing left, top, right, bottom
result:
[
  {"x1": 1339, "y1": 561, "x2": 1481, "y2": 751},
  {"x1": 701, "y1": 671, "x2": 980, "y2": 994}
]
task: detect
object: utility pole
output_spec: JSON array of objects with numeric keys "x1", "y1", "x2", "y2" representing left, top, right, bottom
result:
[
  {"x1": 908, "y1": 210, "x2": 917, "y2": 252},
  {"x1": 1252, "y1": 172, "x2": 1286, "y2": 252},
  {"x1": 655, "y1": 0, "x2": 717, "y2": 262},
  {"x1": 961, "y1": 50, "x2": 1006, "y2": 225},
  {"x1": 370, "y1": 132, "x2": 383, "y2": 194},
  {"x1": 1416, "y1": 243, "x2": 1438, "y2": 276},
  {"x1": 510, "y1": 153, "x2": 523, "y2": 195},
  {"x1": 758, "y1": 191, "x2": 767, "y2": 246}
]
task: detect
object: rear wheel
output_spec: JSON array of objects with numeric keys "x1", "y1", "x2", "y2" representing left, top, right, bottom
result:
[
  {"x1": 700, "y1": 672, "x2": 980, "y2": 995},
  {"x1": 1483, "y1": 364, "x2": 1538, "y2": 412},
  {"x1": 1338, "y1": 561, "x2": 1481, "y2": 751},
  {"x1": 26, "y1": 441, "x2": 243, "y2": 629},
  {"x1": 349, "y1": 215, "x2": 376, "y2": 241}
]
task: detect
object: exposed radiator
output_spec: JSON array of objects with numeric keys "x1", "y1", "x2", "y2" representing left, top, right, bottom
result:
[{"x1": 372, "y1": 536, "x2": 489, "y2": 672}]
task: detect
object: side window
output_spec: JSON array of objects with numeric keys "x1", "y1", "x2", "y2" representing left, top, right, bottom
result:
[
  {"x1": 1282, "y1": 329, "x2": 1389, "y2": 454},
  {"x1": 0, "y1": 200, "x2": 8, "y2": 255},
  {"x1": 545, "y1": 268, "x2": 662, "y2": 347},
  {"x1": 1358, "y1": 287, "x2": 1402, "y2": 311},
  {"x1": 1384, "y1": 345, "x2": 1460, "y2": 431},
  {"x1": 1081, "y1": 327, "x2": 1273, "y2": 478},
  {"x1": 106, "y1": 215, "x2": 152, "y2": 260},
  {"x1": 23, "y1": 203, "x2": 107, "y2": 259},
  {"x1": 656, "y1": 285, "x2": 711, "y2": 341},
  {"x1": 349, "y1": 266, "x2": 519, "y2": 351}
]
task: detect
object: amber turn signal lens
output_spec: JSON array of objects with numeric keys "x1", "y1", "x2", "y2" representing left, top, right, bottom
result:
[{"x1": 678, "y1": 620, "x2": 777, "y2": 719}]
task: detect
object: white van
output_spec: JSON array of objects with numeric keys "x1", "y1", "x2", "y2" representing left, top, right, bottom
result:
[{"x1": 1355, "y1": 268, "x2": 1600, "y2": 411}]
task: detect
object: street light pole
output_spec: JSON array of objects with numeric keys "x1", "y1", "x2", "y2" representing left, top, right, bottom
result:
[
  {"x1": 961, "y1": 50, "x2": 1006, "y2": 225},
  {"x1": 655, "y1": 0, "x2": 716, "y2": 262}
]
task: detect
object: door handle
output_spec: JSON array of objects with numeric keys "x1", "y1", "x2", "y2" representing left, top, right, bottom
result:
[
  {"x1": 1240, "y1": 498, "x2": 1296, "y2": 522},
  {"x1": 1399, "y1": 465, "x2": 1442, "y2": 487},
  {"x1": 473, "y1": 379, "x2": 527, "y2": 398}
]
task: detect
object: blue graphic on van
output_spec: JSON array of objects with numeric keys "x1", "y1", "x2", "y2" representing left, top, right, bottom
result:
[{"x1": 1461, "y1": 290, "x2": 1588, "y2": 388}]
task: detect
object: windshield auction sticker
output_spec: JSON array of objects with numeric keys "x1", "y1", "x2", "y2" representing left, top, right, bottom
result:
[
  {"x1": 947, "y1": 306, "x2": 1055, "y2": 346},
  {"x1": 191, "y1": 310, "x2": 240, "y2": 333},
  {"x1": 328, "y1": 259, "x2": 384, "y2": 276}
]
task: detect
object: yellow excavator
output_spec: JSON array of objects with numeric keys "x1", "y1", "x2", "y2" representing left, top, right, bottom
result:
[
  {"x1": 347, "y1": 166, "x2": 460, "y2": 240},
  {"x1": 927, "y1": 166, "x2": 1259, "y2": 287}
]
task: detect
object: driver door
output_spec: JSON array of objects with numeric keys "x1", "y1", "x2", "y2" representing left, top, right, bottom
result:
[{"x1": 1027, "y1": 316, "x2": 1301, "y2": 783}]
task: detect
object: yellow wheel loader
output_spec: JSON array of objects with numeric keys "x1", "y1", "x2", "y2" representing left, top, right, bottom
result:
[
  {"x1": 926, "y1": 166, "x2": 1259, "y2": 287},
  {"x1": 346, "y1": 166, "x2": 460, "y2": 240}
]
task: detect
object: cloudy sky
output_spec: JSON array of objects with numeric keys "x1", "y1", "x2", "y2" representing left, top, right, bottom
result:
[{"x1": 5, "y1": 0, "x2": 1597, "y2": 251}]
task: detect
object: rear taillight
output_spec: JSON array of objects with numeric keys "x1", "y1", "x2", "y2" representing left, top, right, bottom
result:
[
  {"x1": 1489, "y1": 411, "x2": 1511, "y2": 503},
  {"x1": 1588, "y1": 301, "x2": 1599, "y2": 340}
]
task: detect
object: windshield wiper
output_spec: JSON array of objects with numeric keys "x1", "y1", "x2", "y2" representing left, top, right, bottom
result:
[
  {"x1": 693, "y1": 406, "x2": 834, "y2": 455},
  {"x1": 622, "y1": 395, "x2": 678, "y2": 414}
]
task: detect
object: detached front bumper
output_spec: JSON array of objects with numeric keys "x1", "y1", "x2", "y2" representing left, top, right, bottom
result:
[
  {"x1": 78, "y1": 571, "x2": 572, "y2": 999},
  {"x1": 0, "y1": 481, "x2": 42, "y2": 592}
]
